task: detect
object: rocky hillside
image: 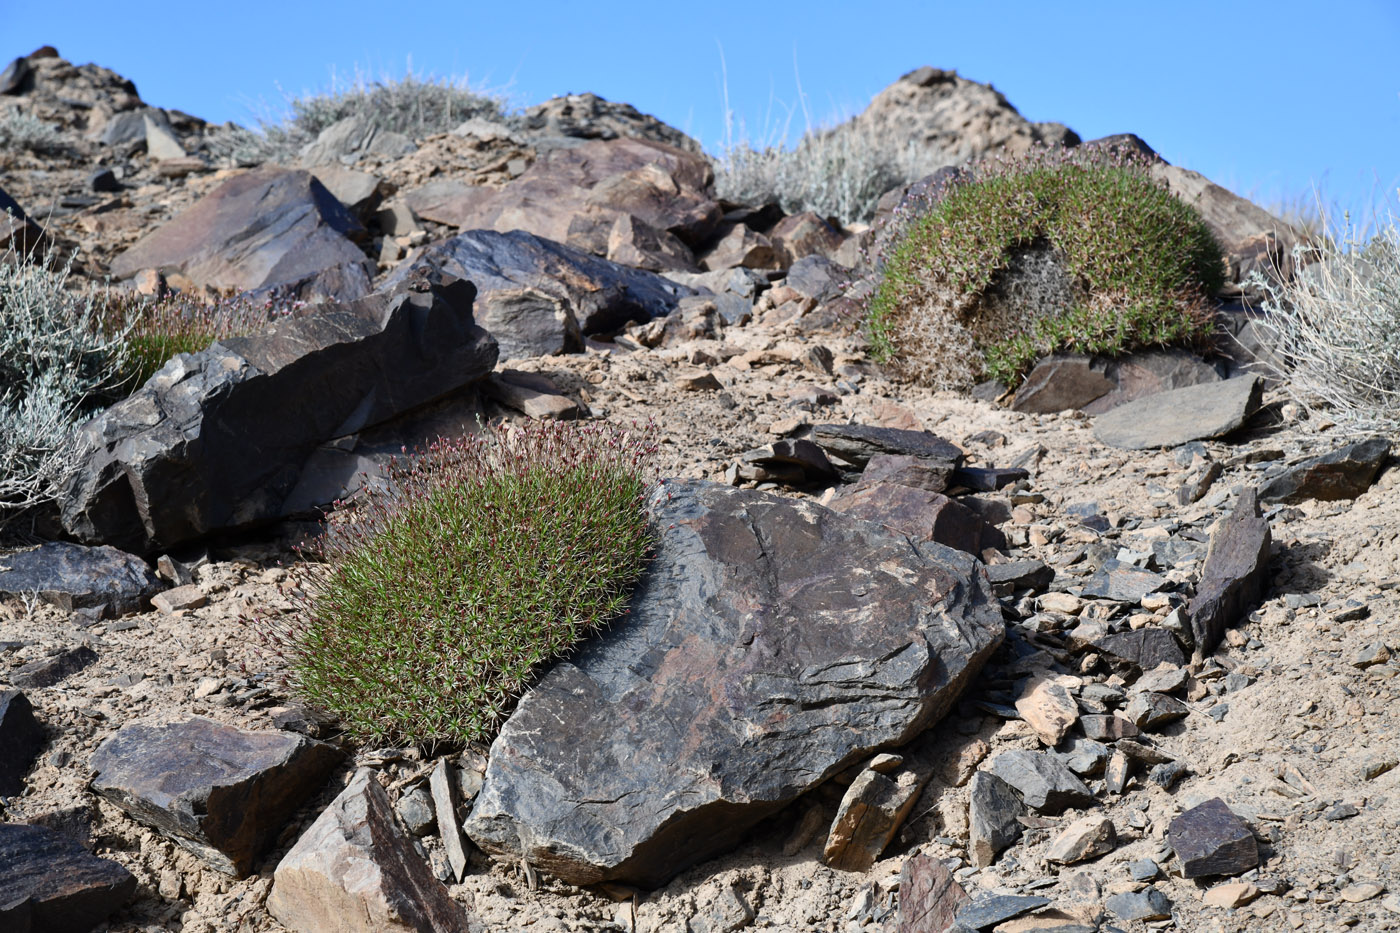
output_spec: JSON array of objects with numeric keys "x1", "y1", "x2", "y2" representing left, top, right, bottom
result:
[{"x1": 2, "y1": 44, "x2": 1397, "y2": 933}]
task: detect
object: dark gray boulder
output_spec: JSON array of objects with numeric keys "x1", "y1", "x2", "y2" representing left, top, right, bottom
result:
[
  {"x1": 829, "y1": 484, "x2": 1003, "y2": 556},
  {"x1": 810, "y1": 424, "x2": 963, "y2": 479},
  {"x1": 0, "y1": 823, "x2": 136, "y2": 933},
  {"x1": 1189, "y1": 487, "x2": 1272, "y2": 659},
  {"x1": 0, "y1": 543, "x2": 162, "y2": 616},
  {"x1": 60, "y1": 273, "x2": 497, "y2": 553},
  {"x1": 109, "y1": 165, "x2": 374, "y2": 303},
  {"x1": 0, "y1": 689, "x2": 44, "y2": 797},
  {"x1": 389, "y1": 229, "x2": 695, "y2": 358},
  {"x1": 1259, "y1": 437, "x2": 1391, "y2": 503},
  {"x1": 465, "y1": 479, "x2": 1003, "y2": 887},
  {"x1": 1092, "y1": 376, "x2": 1263, "y2": 450},
  {"x1": 1012, "y1": 351, "x2": 1227, "y2": 415},
  {"x1": 987, "y1": 749, "x2": 1095, "y2": 815},
  {"x1": 1167, "y1": 798, "x2": 1258, "y2": 878},
  {"x1": 90, "y1": 716, "x2": 343, "y2": 876},
  {"x1": 9, "y1": 645, "x2": 98, "y2": 690}
]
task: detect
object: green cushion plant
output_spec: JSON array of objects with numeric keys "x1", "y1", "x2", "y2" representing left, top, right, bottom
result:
[
  {"x1": 866, "y1": 146, "x2": 1227, "y2": 389},
  {"x1": 257, "y1": 419, "x2": 658, "y2": 749}
]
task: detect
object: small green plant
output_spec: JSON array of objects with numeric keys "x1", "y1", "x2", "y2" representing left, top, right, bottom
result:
[
  {"x1": 258, "y1": 419, "x2": 658, "y2": 748},
  {"x1": 866, "y1": 147, "x2": 1226, "y2": 389},
  {"x1": 1250, "y1": 215, "x2": 1400, "y2": 433}
]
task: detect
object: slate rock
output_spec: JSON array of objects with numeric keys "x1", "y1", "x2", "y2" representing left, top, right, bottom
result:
[
  {"x1": 1081, "y1": 560, "x2": 1166, "y2": 602},
  {"x1": 987, "y1": 750, "x2": 1095, "y2": 815},
  {"x1": 829, "y1": 484, "x2": 1002, "y2": 556},
  {"x1": 985, "y1": 560, "x2": 1054, "y2": 597},
  {"x1": 1012, "y1": 355, "x2": 1115, "y2": 413},
  {"x1": 811, "y1": 424, "x2": 963, "y2": 479},
  {"x1": 859, "y1": 453, "x2": 954, "y2": 493},
  {"x1": 61, "y1": 273, "x2": 497, "y2": 553},
  {"x1": 896, "y1": 854, "x2": 968, "y2": 933},
  {"x1": 110, "y1": 166, "x2": 373, "y2": 303},
  {"x1": 268, "y1": 769, "x2": 479, "y2": 933},
  {"x1": 0, "y1": 689, "x2": 44, "y2": 797},
  {"x1": 88, "y1": 167, "x2": 120, "y2": 193},
  {"x1": 734, "y1": 439, "x2": 839, "y2": 488},
  {"x1": 430, "y1": 758, "x2": 469, "y2": 883},
  {"x1": 1092, "y1": 376, "x2": 1263, "y2": 450},
  {"x1": 1092, "y1": 628, "x2": 1185, "y2": 672},
  {"x1": 1167, "y1": 798, "x2": 1258, "y2": 878},
  {"x1": 99, "y1": 107, "x2": 170, "y2": 148},
  {"x1": 956, "y1": 895, "x2": 1050, "y2": 930},
  {"x1": 823, "y1": 767, "x2": 923, "y2": 872},
  {"x1": 0, "y1": 184, "x2": 47, "y2": 256},
  {"x1": 949, "y1": 466, "x2": 1028, "y2": 492},
  {"x1": 483, "y1": 370, "x2": 582, "y2": 420},
  {"x1": 390, "y1": 228, "x2": 694, "y2": 356},
  {"x1": 0, "y1": 542, "x2": 162, "y2": 616},
  {"x1": 1105, "y1": 887, "x2": 1171, "y2": 922},
  {"x1": 9, "y1": 645, "x2": 98, "y2": 690},
  {"x1": 1123, "y1": 692, "x2": 1189, "y2": 730},
  {"x1": 90, "y1": 716, "x2": 343, "y2": 875},
  {"x1": 1259, "y1": 437, "x2": 1391, "y2": 503},
  {"x1": 1188, "y1": 487, "x2": 1272, "y2": 659},
  {"x1": 396, "y1": 786, "x2": 436, "y2": 837},
  {"x1": 1059, "y1": 737, "x2": 1110, "y2": 777},
  {"x1": 968, "y1": 771, "x2": 1023, "y2": 868},
  {"x1": 299, "y1": 114, "x2": 416, "y2": 166},
  {"x1": 0, "y1": 823, "x2": 136, "y2": 933},
  {"x1": 465, "y1": 479, "x2": 1003, "y2": 886}
]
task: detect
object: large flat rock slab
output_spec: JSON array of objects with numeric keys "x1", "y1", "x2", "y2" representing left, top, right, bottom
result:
[
  {"x1": 60, "y1": 273, "x2": 497, "y2": 553},
  {"x1": 110, "y1": 165, "x2": 374, "y2": 303},
  {"x1": 1092, "y1": 376, "x2": 1262, "y2": 450},
  {"x1": 465, "y1": 479, "x2": 1003, "y2": 887},
  {"x1": 90, "y1": 716, "x2": 343, "y2": 876},
  {"x1": 0, "y1": 823, "x2": 136, "y2": 933},
  {"x1": 0, "y1": 542, "x2": 162, "y2": 616},
  {"x1": 269, "y1": 769, "x2": 480, "y2": 933}
]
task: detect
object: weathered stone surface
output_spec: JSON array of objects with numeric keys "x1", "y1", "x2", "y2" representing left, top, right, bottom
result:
[
  {"x1": 1203, "y1": 881, "x2": 1260, "y2": 908},
  {"x1": 1092, "y1": 376, "x2": 1262, "y2": 450},
  {"x1": 110, "y1": 166, "x2": 373, "y2": 303},
  {"x1": 949, "y1": 466, "x2": 1028, "y2": 492},
  {"x1": 956, "y1": 895, "x2": 1050, "y2": 930},
  {"x1": 770, "y1": 212, "x2": 845, "y2": 264},
  {"x1": 784, "y1": 255, "x2": 849, "y2": 304},
  {"x1": 698, "y1": 222, "x2": 780, "y2": 271},
  {"x1": 143, "y1": 111, "x2": 186, "y2": 160},
  {"x1": 1167, "y1": 798, "x2": 1259, "y2": 878},
  {"x1": 90, "y1": 716, "x2": 343, "y2": 875},
  {"x1": 308, "y1": 164, "x2": 389, "y2": 218},
  {"x1": 1080, "y1": 714, "x2": 1138, "y2": 743},
  {"x1": 1045, "y1": 815, "x2": 1117, "y2": 864},
  {"x1": 1092, "y1": 628, "x2": 1185, "y2": 672},
  {"x1": 1105, "y1": 887, "x2": 1172, "y2": 922},
  {"x1": 1258, "y1": 437, "x2": 1391, "y2": 504},
  {"x1": 0, "y1": 542, "x2": 162, "y2": 616},
  {"x1": 896, "y1": 854, "x2": 968, "y2": 933},
  {"x1": 268, "y1": 769, "x2": 479, "y2": 933},
  {"x1": 465, "y1": 479, "x2": 1003, "y2": 887},
  {"x1": 390, "y1": 228, "x2": 694, "y2": 356},
  {"x1": 61, "y1": 274, "x2": 497, "y2": 553},
  {"x1": 985, "y1": 560, "x2": 1054, "y2": 596},
  {"x1": 823, "y1": 767, "x2": 924, "y2": 872},
  {"x1": 1188, "y1": 487, "x2": 1272, "y2": 658},
  {"x1": 9, "y1": 645, "x2": 98, "y2": 690},
  {"x1": 483, "y1": 370, "x2": 582, "y2": 420},
  {"x1": 1081, "y1": 560, "x2": 1166, "y2": 602},
  {"x1": 1079, "y1": 351, "x2": 1228, "y2": 415},
  {"x1": 1123, "y1": 692, "x2": 1189, "y2": 730},
  {"x1": 968, "y1": 771, "x2": 1023, "y2": 868},
  {"x1": 0, "y1": 56, "x2": 33, "y2": 95},
  {"x1": 0, "y1": 823, "x2": 135, "y2": 933},
  {"x1": 811, "y1": 424, "x2": 963, "y2": 478},
  {"x1": 859, "y1": 454, "x2": 954, "y2": 493},
  {"x1": 0, "y1": 689, "x2": 43, "y2": 797},
  {"x1": 829, "y1": 484, "x2": 1001, "y2": 556},
  {"x1": 1015, "y1": 676, "x2": 1079, "y2": 747},
  {"x1": 0, "y1": 184, "x2": 47, "y2": 255},
  {"x1": 1012, "y1": 355, "x2": 1116, "y2": 414},
  {"x1": 151, "y1": 583, "x2": 207, "y2": 614},
  {"x1": 299, "y1": 114, "x2": 416, "y2": 166},
  {"x1": 734, "y1": 439, "x2": 840, "y2": 488},
  {"x1": 430, "y1": 758, "x2": 469, "y2": 884},
  {"x1": 514, "y1": 92, "x2": 702, "y2": 153},
  {"x1": 987, "y1": 750, "x2": 1095, "y2": 815}
]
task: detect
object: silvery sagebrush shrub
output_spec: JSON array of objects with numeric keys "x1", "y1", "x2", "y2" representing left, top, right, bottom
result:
[
  {"x1": 0, "y1": 107, "x2": 66, "y2": 156},
  {"x1": 253, "y1": 418, "x2": 659, "y2": 749},
  {"x1": 0, "y1": 245, "x2": 127, "y2": 520},
  {"x1": 1249, "y1": 218, "x2": 1400, "y2": 433},
  {"x1": 865, "y1": 145, "x2": 1226, "y2": 390}
]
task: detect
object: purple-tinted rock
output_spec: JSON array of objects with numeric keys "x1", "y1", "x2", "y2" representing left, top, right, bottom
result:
[
  {"x1": 1259, "y1": 437, "x2": 1391, "y2": 504},
  {"x1": 811, "y1": 423, "x2": 963, "y2": 478},
  {"x1": 1188, "y1": 487, "x2": 1272, "y2": 658},
  {"x1": 465, "y1": 479, "x2": 1003, "y2": 886},
  {"x1": 0, "y1": 823, "x2": 135, "y2": 933},
  {"x1": 859, "y1": 453, "x2": 953, "y2": 493},
  {"x1": 0, "y1": 690, "x2": 43, "y2": 796},
  {"x1": 1167, "y1": 798, "x2": 1258, "y2": 878},
  {"x1": 110, "y1": 166, "x2": 373, "y2": 303},
  {"x1": 90, "y1": 716, "x2": 343, "y2": 876},
  {"x1": 896, "y1": 854, "x2": 968, "y2": 933},
  {"x1": 61, "y1": 272, "x2": 497, "y2": 553},
  {"x1": 0, "y1": 542, "x2": 162, "y2": 617},
  {"x1": 829, "y1": 483, "x2": 1002, "y2": 556}
]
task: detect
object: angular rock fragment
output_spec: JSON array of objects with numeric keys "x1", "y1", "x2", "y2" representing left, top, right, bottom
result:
[
  {"x1": 0, "y1": 184, "x2": 47, "y2": 255},
  {"x1": 829, "y1": 484, "x2": 1002, "y2": 556},
  {"x1": 268, "y1": 769, "x2": 479, "y2": 933},
  {"x1": 1259, "y1": 437, "x2": 1391, "y2": 503},
  {"x1": 896, "y1": 854, "x2": 968, "y2": 933},
  {"x1": 1080, "y1": 560, "x2": 1166, "y2": 602},
  {"x1": 1105, "y1": 887, "x2": 1171, "y2": 922},
  {"x1": 0, "y1": 542, "x2": 162, "y2": 616},
  {"x1": 0, "y1": 689, "x2": 44, "y2": 796},
  {"x1": 860, "y1": 453, "x2": 954, "y2": 493},
  {"x1": 1092, "y1": 628, "x2": 1185, "y2": 672},
  {"x1": 987, "y1": 750, "x2": 1095, "y2": 814},
  {"x1": 1014, "y1": 676, "x2": 1079, "y2": 747},
  {"x1": 110, "y1": 166, "x2": 373, "y2": 303},
  {"x1": 733, "y1": 439, "x2": 839, "y2": 488},
  {"x1": 465, "y1": 480, "x2": 1003, "y2": 886},
  {"x1": 968, "y1": 771, "x2": 1023, "y2": 868},
  {"x1": 1167, "y1": 798, "x2": 1258, "y2": 878},
  {"x1": 956, "y1": 894, "x2": 1050, "y2": 930},
  {"x1": 811, "y1": 424, "x2": 963, "y2": 478},
  {"x1": 90, "y1": 717, "x2": 343, "y2": 875},
  {"x1": 1123, "y1": 692, "x2": 1189, "y2": 730},
  {"x1": 9, "y1": 645, "x2": 98, "y2": 690},
  {"x1": 986, "y1": 559, "x2": 1055, "y2": 596},
  {"x1": 948, "y1": 466, "x2": 1028, "y2": 492},
  {"x1": 1188, "y1": 487, "x2": 1271, "y2": 658},
  {"x1": 1045, "y1": 815, "x2": 1116, "y2": 864},
  {"x1": 823, "y1": 767, "x2": 924, "y2": 872},
  {"x1": 1092, "y1": 376, "x2": 1262, "y2": 450},
  {"x1": 430, "y1": 758, "x2": 469, "y2": 884},
  {"x1": 483, "y1": 370, "x2": 582, "y2": 420},
  {"x1": 0, "y1": 823, "x2": 135, "y2": 933}
]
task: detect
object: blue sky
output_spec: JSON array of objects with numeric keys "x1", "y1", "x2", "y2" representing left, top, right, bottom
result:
[{"x1": 4, "y1": 0, "x2": 1397, "y2": 224}]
